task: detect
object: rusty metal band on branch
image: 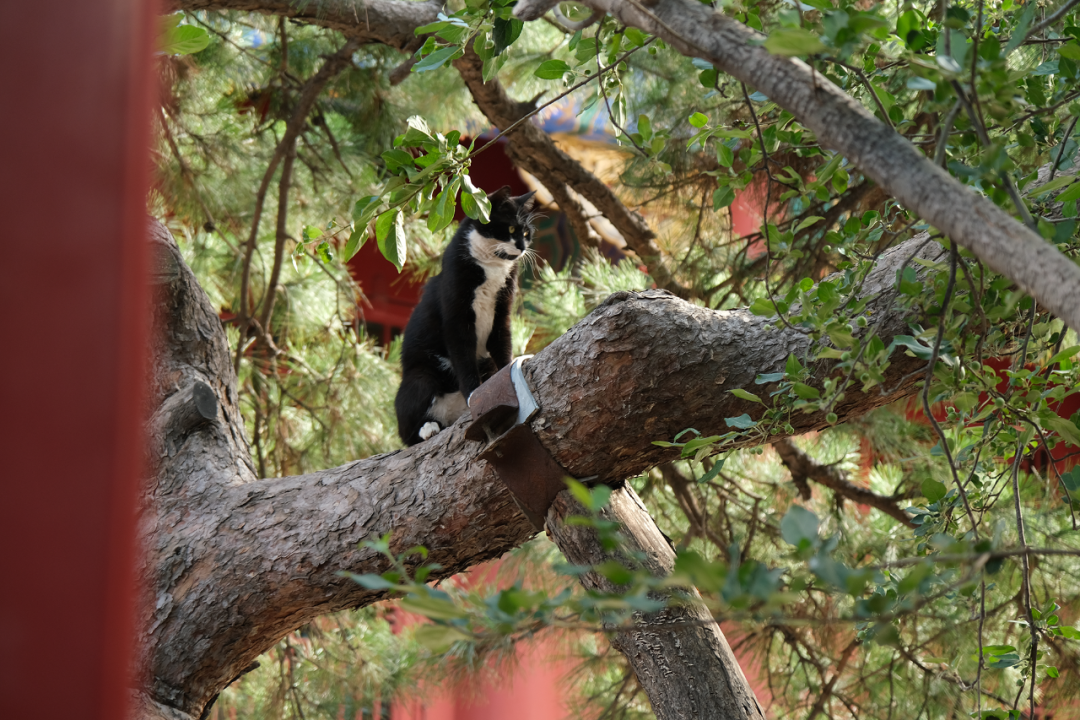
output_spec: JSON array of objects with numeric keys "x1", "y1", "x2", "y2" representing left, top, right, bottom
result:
[{"x1": 465, "y1": 357, "x2": 570, "y2": 530}]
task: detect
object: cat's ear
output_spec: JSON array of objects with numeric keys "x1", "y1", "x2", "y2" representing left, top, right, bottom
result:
[
  {"x1": 513, "y1": 190, "x2": 537, "y2": 213},
  {"x1": 487, "y1": 185, "x2": 514, "y2": 205}
]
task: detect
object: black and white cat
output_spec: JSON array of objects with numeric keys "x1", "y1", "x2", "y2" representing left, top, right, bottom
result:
[{"x1": 395, "y1": 186, "x2": 536, "y2": 446}]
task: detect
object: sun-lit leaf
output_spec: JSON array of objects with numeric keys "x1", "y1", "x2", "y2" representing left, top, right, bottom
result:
[
  {"x1": 781, "y1": 505, "x2": 819, "y2": 546},
  {"x1": 375, "y1": 208, "x2": 407, "y2": 270},
  {"x1": 534, "y1": 59, "x2": 571, "y2": 79},
  {"x1": 729, "y1": 388, "x2": 762, "y2": 403},
  {"x1": 160, "y1": 17, "x2": 211, "y2": 55},
  {"x1": 764, "y1": 28, "x2": 828, "y2": 56},
  {"x1": 413, "y1": 45, "x2": 462, "y2": 73}
]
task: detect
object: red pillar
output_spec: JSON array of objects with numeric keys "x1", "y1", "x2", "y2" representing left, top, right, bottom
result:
[{"x1": 0, "y1": 2, "x2": 156, "y2": 718}]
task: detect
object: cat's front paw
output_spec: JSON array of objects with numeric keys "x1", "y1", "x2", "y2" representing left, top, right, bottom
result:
[{"x1": 418, "y1": 421, "x2": 441, "y2": 440}]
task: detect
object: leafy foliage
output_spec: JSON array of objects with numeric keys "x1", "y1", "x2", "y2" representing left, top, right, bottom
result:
[{"x1": 160, "y1": 0, "x2": 1080, "y2": 717}]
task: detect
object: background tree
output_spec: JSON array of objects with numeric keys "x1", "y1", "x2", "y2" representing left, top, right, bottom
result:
[{"x1": 146, "y1": 1, "x2": 1080, "y2": 718}]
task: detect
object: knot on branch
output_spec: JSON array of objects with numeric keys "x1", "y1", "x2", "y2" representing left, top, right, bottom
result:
[{"x1": 148, "y1": 380, "x2": 219, "y2": 461}]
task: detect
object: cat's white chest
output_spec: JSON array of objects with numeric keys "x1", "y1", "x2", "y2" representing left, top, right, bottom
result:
[{"x1": 467, "y1": 230, "x2": 515, "y2": 358}]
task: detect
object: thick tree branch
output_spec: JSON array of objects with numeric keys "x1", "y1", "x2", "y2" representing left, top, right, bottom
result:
[
  {"x1": 169, "y1": 0, "x2": 439, "y2": 51},
  {"x1": 514, "y1": 0, "x2": 1080, "y2": 332},
  {"x1": 140, "y1": 218, "x2": 945, "y2": 717},
  {"x1": 773, "y1": 437, "x2": 916, "y2": 528},
  {"x1": 547, "y1": 488, "x2": 767, "y2": 720}
]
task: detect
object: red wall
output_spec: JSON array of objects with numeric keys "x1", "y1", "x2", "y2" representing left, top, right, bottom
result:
[{"x1": 0, "y1": 2, "x2": 155, "y2": 719}]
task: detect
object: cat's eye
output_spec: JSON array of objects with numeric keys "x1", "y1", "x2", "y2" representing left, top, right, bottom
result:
[{"x1": 509, "y1": 225, "x2": 516, "y2": 234}]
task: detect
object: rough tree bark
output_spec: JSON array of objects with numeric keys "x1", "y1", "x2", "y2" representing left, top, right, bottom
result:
[
  {"x1": 144, "y1": 2, "x2": 1063, "y2": 716},
  {"x1": 136, "y1": 217, "x2": 943, "y2": 719}
]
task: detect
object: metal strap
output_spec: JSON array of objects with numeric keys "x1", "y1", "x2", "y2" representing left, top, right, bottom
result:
[{"x1": 465, "y1": 356, "x2": 568, "y2": 530}]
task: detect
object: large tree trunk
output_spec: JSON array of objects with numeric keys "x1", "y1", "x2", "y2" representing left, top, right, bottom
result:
[{"x1": 137, "y1": 218, "x2": 942, "y2": 719}]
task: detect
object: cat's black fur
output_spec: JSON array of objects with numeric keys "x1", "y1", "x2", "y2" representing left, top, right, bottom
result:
[{"x1": 395, "y1": 186, "x2": 536, "y2": 446}]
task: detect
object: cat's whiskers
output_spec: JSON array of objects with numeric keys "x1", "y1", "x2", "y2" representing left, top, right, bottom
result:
[{"x1": 519, "y1": 246, "x2": 541, "y2": 277}]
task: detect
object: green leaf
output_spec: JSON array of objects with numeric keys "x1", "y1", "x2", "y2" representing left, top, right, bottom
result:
[
  {"x1": 1003, "y1": 1, "x2": 1037, "y2": 57},
  {"x1": 716, "y1": 143, "x2": 734, "y2": 167},
  {"x1": 638, "y1": 114, "x2": 653, "y2": 140},
  {"x1": 793, "y1": 383, "x2": 820, "y2": 400},
  {"x1": 1060, "y1": 625, "x2": 1080, "y2": 639},
  {"x1": 786, "y1": 354, "x2": 804, "y2": 375},
  {"x1": 1045, "y1": 415, "x2": 1080, "y2": 447},
  {"x1": 412, "y1": 624, "x2": 472, "y2": 653},
  {"x1": 316, "y1": 241, "x2": 333, "y2": 264},
  {"x1": 713, "y1": 186, "x2": 736, "y2": 210},
  {"x1": 534, "y1": 59, "x2": 571, "y2": 79},
  {"x1": 460, "y1": 190, "x2": 482, "y2": 221},
  {"x1": 428, "y1": 178, "x2": 459, "y2": 233},
  {"x1": 980, "y1": 645, "x2": 1017, "y2": 655},
  {"x1": 815, "y1": 153, "x2": 843, "y2": 183},
  {"x1": 1062, "y1": 468, "x2": 1080, "y2": 492},
  {"x1": 161, "y1": 20, "x2": 211, "y2": 55},
  {"x1": 764, "y1": 27, "x2": 828, "y2": 56},
  {"x1": 689, "y1": 112, "x2": 709, "y2": 128},
  {"x1": 382, "y1": 148, "x2": 417, "y2": 174},
  {"x1": 343, "y1": 224, "x2": 368, "y2": 262},
  {"x1": 987, "y1": 652, "x2": 1021, "y2": 669},
  {"x1": 1032, "y1": 175, "x2": 1079, "y2": 197},
  {"x1": 460, "y1": 172, "x2": 490, "y2": 221},
  {"x1": 698, "y1": 458, "x2": 726, "y2": 484},
  {"x1": 781, "y1": 505, "x2": 819, "y2": 546},
  {"x1": 414, "y1": 45, "x2": 461, "y2": 73},
  {"x1": 893, "y1": 335, "x2": 933, "y2": 360},
  {"x1": 398, "y1": 116, "x2": 435, "y2": 148},
  {"x1": 725, "y1": 413, "x2": 757, "y2": 429},
  {"x1": 906, "y1": 76, "x2": 936, "y2": 91},
  {"x1": 749, "y1": 298, "x2": 776, "y2": 316},
  {"x1": 921, "y1": 478, "x2": 947, "y2": 503},
  {"x1": 343, "y1": 572, "x2": 400, "y2": 590},
  {"x1": 896, "y1": 267, "x2": 923, "y2": 296},
  {"x1": 1060, "y1": 41, "x2": 1080, "y2": 62},
  {"x1": 376, "y1": 209, "x2": 407, "y2": 270},
  {"x1": 1056, "y1": 181, "x2": 1080, "y2": 203},
  {"x1": 895, "y1": 10, "x2": 920, "y2": 46},
  {"x1": 302, "y1": 225, "x2": 324, "y2": 241},
  {"x1": 492, "y1": 16, "x2": 523, "y2": 55},
  {"x1": 595, "y1": 560, "x2": 634, "y2": 585},
  {"x1": 624, "y1": 27, "x2": 649, "y2": 47},
  {"x1": 352, "y1": 195, "x2": 382, "y2": 226},
  {"x1": 400, "y1": 595, "x2": 468, "y2": 621},
  {"x1": 729, "y1": 388, "x2": 762, "y2": 403},
  {"x1": 827, "y1": 325, "x2": 855, "y2": 349},
  {"x1": 1047, "y1": 666, "x2": 1060, "y2": 678}
]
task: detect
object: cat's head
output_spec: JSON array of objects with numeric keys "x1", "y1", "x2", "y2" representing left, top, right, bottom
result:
[{"x1": 476, "y1": 186, "x2": 537, "y2": 260}]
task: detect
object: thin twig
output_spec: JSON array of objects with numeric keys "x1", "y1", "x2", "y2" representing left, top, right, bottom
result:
[
  {"x1": 740, "y1": 81, "x2": 803, "y2": 335},
  {"x1": 1026, "y1": 0, "x2": 1080, "y2": 41},
  {"x1": 773, "y1": 438, "x2": 916, "y2": 527},
  {"x1": 234, "y1": 39, "x2": 359, "y2": 372},
  {"x1": 921, "y1": 244, "x2": 981, "y2": 538},
  {"x1": 1049, "y1": 114, "x2": 1080, "y2": 183},
  {"x1": 470, "y1": 36, "x2": 656, "y2": 161}
]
